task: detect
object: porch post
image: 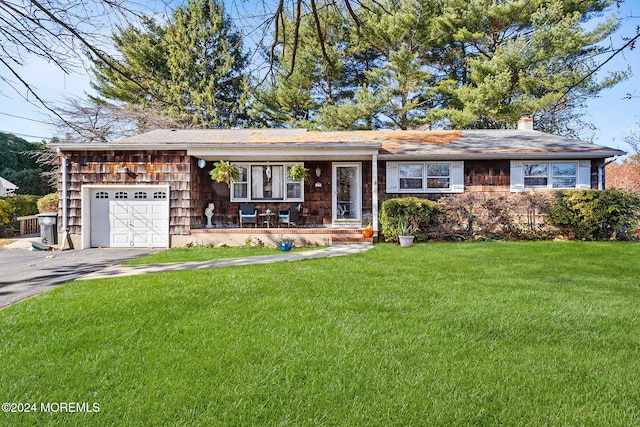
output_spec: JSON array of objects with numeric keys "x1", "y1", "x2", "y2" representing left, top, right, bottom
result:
[{"x1": 372, "y1": 154, "x2": 379, "y2": 232}]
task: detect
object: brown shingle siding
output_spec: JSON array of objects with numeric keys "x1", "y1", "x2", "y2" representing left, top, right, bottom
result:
[{"x1": 63, "y1": 150, "x2": 194, "y2": 236}]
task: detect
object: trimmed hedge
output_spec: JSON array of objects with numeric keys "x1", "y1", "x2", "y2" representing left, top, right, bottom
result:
[
  {"x1": 37, "y1": 192, "x2": 58, "y2": 214},
  {"x1": 380, "y1": 197, "x2": 437, "y2": 242}
]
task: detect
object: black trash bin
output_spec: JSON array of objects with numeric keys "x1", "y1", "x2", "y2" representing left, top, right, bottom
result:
[{"x1": 37, "y1": 213, "x2": 58, "y2": 245}]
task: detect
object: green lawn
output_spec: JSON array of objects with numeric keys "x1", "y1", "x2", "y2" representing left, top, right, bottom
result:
[
  {"x1": 1, "y1": 242, "x2": 640, "y2": 426},
  {"x1": 124, "y1": 245, "x2": 321, "y2": 265}
]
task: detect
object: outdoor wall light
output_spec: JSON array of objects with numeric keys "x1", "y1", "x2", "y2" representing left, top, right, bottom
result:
[
  {"x1": 315, "y1": 166, "x2": 321, "y2": 178},
  {"x1": 198, "y1": 159, "x2": 206, "y2": 168}
]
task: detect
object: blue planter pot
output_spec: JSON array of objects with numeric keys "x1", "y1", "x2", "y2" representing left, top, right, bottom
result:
[{"x1": 279, "y1": 241, "x2": 293, "y2": 251}]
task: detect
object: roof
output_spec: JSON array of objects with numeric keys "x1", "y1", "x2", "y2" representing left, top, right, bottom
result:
[
  {"x1": 51, "y1": 128, "x2": 626, "y2": 160},
  {"x1": 0, "y1": 176, "x2": 18, "y2": 190}
]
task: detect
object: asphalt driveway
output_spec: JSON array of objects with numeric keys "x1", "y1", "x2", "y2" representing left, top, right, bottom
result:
[{"x1": 0, "y1": 244, "x2": 153, "y2": 308}]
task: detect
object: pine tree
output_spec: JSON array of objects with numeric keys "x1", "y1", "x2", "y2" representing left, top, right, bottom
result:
[
  {"x1": 90, "y1": 0, "x2": 249, "y2": 128},
  {"x1": 420, "y1": 0, "x2": 626, "y2": 133}
]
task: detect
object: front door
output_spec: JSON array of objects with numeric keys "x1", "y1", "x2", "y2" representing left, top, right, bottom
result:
[{"x1": 332, "y1": 163, "x2": 361, "y2": 225}]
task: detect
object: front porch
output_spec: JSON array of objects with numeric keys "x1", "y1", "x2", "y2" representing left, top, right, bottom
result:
[{"x1": 177, "y1": 226, "x2": 377, "y2": 248}]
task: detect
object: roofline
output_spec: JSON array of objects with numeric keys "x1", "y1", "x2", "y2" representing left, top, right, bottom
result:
[
  {"x1": 377, "y1": 151, "x2": 626, "y2": 161},
  {"x1": 51, "y1": 143, "x2": 381, "y2": 152},
  {"x1": 51, "y1": 143, "x2": 626, "y2": 160}
]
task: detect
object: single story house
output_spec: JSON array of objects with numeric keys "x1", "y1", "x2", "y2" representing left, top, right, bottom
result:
[
  {"x1": 51, "y1": 118, "x2": 625, "y2": 249},
  {"x1": 0, "y1": 176, "x2": 18, "y2": 197}
]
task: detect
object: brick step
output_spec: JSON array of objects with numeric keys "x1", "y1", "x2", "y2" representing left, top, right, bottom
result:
[{"x1": 331, "y1": 235, "x2": 374, "y2": 244}]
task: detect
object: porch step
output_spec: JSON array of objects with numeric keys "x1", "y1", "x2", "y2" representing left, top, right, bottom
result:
[{"x1": 331, "y1": 235, "x2": 374, "y2": 244}]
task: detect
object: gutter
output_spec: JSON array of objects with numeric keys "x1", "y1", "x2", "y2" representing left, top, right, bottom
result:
[{"x1": 377, "y1": 151, "x2": 626, "y2": 161}]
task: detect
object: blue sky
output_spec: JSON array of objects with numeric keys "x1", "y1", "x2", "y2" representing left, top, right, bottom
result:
[{"x1": 0, "y1": 1, "x2": 637, "y2": 154}]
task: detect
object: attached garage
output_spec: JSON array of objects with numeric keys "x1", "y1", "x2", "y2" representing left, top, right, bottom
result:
[{"x1": 82, "y1": 185, "x2": 170, "y2": 248}]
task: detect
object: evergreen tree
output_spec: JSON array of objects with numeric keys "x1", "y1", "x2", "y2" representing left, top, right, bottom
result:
[
  {"x1": 419, "y1": 0, "x2": 626, "y2": 133},
  {"x1": 90, "y1": 0, "x2": 249, "y2": 128}
]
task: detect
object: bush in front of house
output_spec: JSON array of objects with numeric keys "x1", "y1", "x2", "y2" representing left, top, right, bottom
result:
[
  {"x1": 0, "y1": 195, "x2": 39, "y2": 236},
  {"x1": 429, "y1": 193, "x2": 516, "y2": 240},
  {"x1": 429, "y1": 192, "x2": 557, "y2": 241},
  {"x1": 545, "y1": 189, "x2": 640, "y2": 240},
  {"x1": 37, "y1": 192, "x2": 59, "y2": 213},
  {"x1": 380, "y1": 197, "x2": 437, "y2": 242}
]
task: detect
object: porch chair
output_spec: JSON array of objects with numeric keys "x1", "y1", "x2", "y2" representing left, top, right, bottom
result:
[
  {"x1": 278, "y1": 203, "x2": 302, "y2": 228},
  {"x1": 239, "y1": 203, "x2": 257, "y2": 228}
]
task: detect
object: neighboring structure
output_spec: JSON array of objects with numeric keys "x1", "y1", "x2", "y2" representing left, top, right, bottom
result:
[
  {"x1": 51, "y1": 119, "x2": 625, "y2": 249},
  {"x1": 0, "y1": 176, "x2": 18, "y2": 196}
]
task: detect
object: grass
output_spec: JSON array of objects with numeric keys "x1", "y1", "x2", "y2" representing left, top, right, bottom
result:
[
  {"x1": 124, "y1": 245, "x2": 323, "y2": 265},
  {"x1": 0, "y1": 238, "x2": 15, "y2": 248},
  {"x1": 1, "y1": 241, "x2": 640, "y2": 425}
]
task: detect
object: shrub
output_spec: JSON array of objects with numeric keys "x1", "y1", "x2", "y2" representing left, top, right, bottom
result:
[
  {"x1": 37, "y1": 193, "x2": 58, "y2": 213},
  {"x1": 380, "y1": 197, "x2": 437, "y2": 242},
  {"x1": 545, "y1": 189, "x2": 640, "y2": 240},
  {"x1": 427, "y1": 192, "x2": 560, "y2": 241},
  {"x1": 0, "y1": 195, "x2": 39, "y2": 236},
  {"x1": 429, "y1": 193, "x2": 516, "y2": 240}
]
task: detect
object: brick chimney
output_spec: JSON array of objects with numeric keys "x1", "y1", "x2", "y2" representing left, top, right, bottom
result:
[{"x1": 517, "y1": 116, "x2": 534, "y2": 131}]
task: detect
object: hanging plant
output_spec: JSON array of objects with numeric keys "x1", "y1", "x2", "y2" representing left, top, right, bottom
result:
[
  {"x1": 209, "y1": 160, "x2": 239, "y2": 185},
  {"x1": 287, "y1": 164, "x2": 310, "y2": 181}
]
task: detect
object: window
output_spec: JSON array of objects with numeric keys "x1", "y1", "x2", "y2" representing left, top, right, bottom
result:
[
  {"x1": 399, "y1": 164, "x2": 423, "y2": 189},
  {"x1": 134, "y1": 191, "x2": 147, "y2": 199},
  {"x1": 524, "y1": 162, "x2": 577, "y2": 189},
  {"x1": 524, "y1": 163, "x2": 548, "y2": 188},
  {"x1": 511, "y1": 160, "x2": 588, "y2": 192},
  {"x1": 389, "y1": 162, "x2": 463, "y2": 193},
  {"x1": 95, "y1": 191, "x2": 109, "y2": 199},
  {"x1": 115, "y1": 191, "x2": 128, "y2": 199},
  {"x1": 231, "y1": 163, "x2": 304, "y2": 202},
  {"x1": 551, "y1": 163, "x2": 577, "y2": 188},
  {"x1": 426, "y1": 164, "x2": 450, "y2": 189},
  {"x1": 153, "y1": 192, "x2": 167, "y2": 200}
]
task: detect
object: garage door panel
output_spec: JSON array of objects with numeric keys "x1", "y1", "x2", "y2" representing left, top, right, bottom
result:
[{"x1": 90, "y1": 187, "x2": 169, "y2": 248}]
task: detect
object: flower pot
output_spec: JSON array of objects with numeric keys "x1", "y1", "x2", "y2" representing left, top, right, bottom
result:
[
  {"x1": 279, "y1": 241, "x2": 293, "y2": 251},
  {"x1": 398, "y1": 235, "x2": 415, "y2": 247}
]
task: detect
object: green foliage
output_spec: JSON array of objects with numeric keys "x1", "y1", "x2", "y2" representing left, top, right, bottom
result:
[
  {"x1": 286, "y1": 164, "x2": 310, "y2": 181},
  {"x1": 91, "y1": 0, "x2": 249, "y2": 128},
  {"x1": 545, "y1": 189, "x2": 640, "y2": 240},
  {"x1": 256, "y1": 0, "x2": 623, "y2": 134},
  {"x1": 0, "y1": 195, "x2": 39, "y2": 235},
  {"x1": 380, "y1": 197, "x2": 437, "y2": 242},
  {"x1": 0, "y1": 133, "x2": 53, "y2": 196},
  {"x1": 37, "y1": 193, "x2": 59, "y2": 214},
  {"x1": 209, "y1": 160, "x2": 239, "y2": 185},
  {"x1": 2, "y1": 243, "x2": 640, "y2": 425}
]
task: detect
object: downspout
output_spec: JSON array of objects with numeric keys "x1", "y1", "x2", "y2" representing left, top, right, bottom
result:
[{"x1": 600, "y1": 158, "x2": 618, "y2": 190}]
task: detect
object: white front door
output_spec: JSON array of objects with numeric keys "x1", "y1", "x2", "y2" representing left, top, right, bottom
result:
[{"x1": 332, "y1": 163, "x2": 361, "y2": 225}]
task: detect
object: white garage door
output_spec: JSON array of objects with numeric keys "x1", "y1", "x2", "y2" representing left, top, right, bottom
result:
[{"x1": 89, "y1": 187, "x2": 169, "y2": 248}]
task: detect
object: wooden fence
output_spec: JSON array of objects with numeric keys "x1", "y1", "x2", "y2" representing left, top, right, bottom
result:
[{"x1": 16, "y1": 215, "x2": 40, "y2": 235}]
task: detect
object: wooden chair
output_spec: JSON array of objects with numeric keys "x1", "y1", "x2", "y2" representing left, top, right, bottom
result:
[
  {"x1": 239, "y1": 203, "x2": 257, "y2": 228},
  {"x1": 278, "y1": 203, "x2": 301, "y2": 228}
]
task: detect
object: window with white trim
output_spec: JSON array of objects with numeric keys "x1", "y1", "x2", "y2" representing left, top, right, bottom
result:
[
  {"x1": 388, "y1": 161, "x2": 463, "y2": 193},
  {"x1": 231, "y1": 163, "x2": 304, "y2": 202},
  {"x1": 511, "y1": 160, "x2": 590, "y2": 192},
  {"x1": 524, "y1": 162, "x2": 577, "y2": 189}
]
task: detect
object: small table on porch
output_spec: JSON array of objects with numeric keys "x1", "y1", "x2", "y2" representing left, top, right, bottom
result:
[{"x1": 259, "y1": 212, "x2": 275, "y2": 228}]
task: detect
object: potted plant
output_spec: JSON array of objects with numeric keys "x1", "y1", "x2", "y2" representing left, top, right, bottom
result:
[
  {"x1": 277, "y1": 235, "x2": 295, "y2": 251},
  {"x1": 397, "y1": 219, "x2": 417, "y2": 247},
  {"x1": 209, "y1": 160, "x2": 239, "y2": 185},
  {"x1": 287, "y1": 164, "x2": 310, "y2": 181}
]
